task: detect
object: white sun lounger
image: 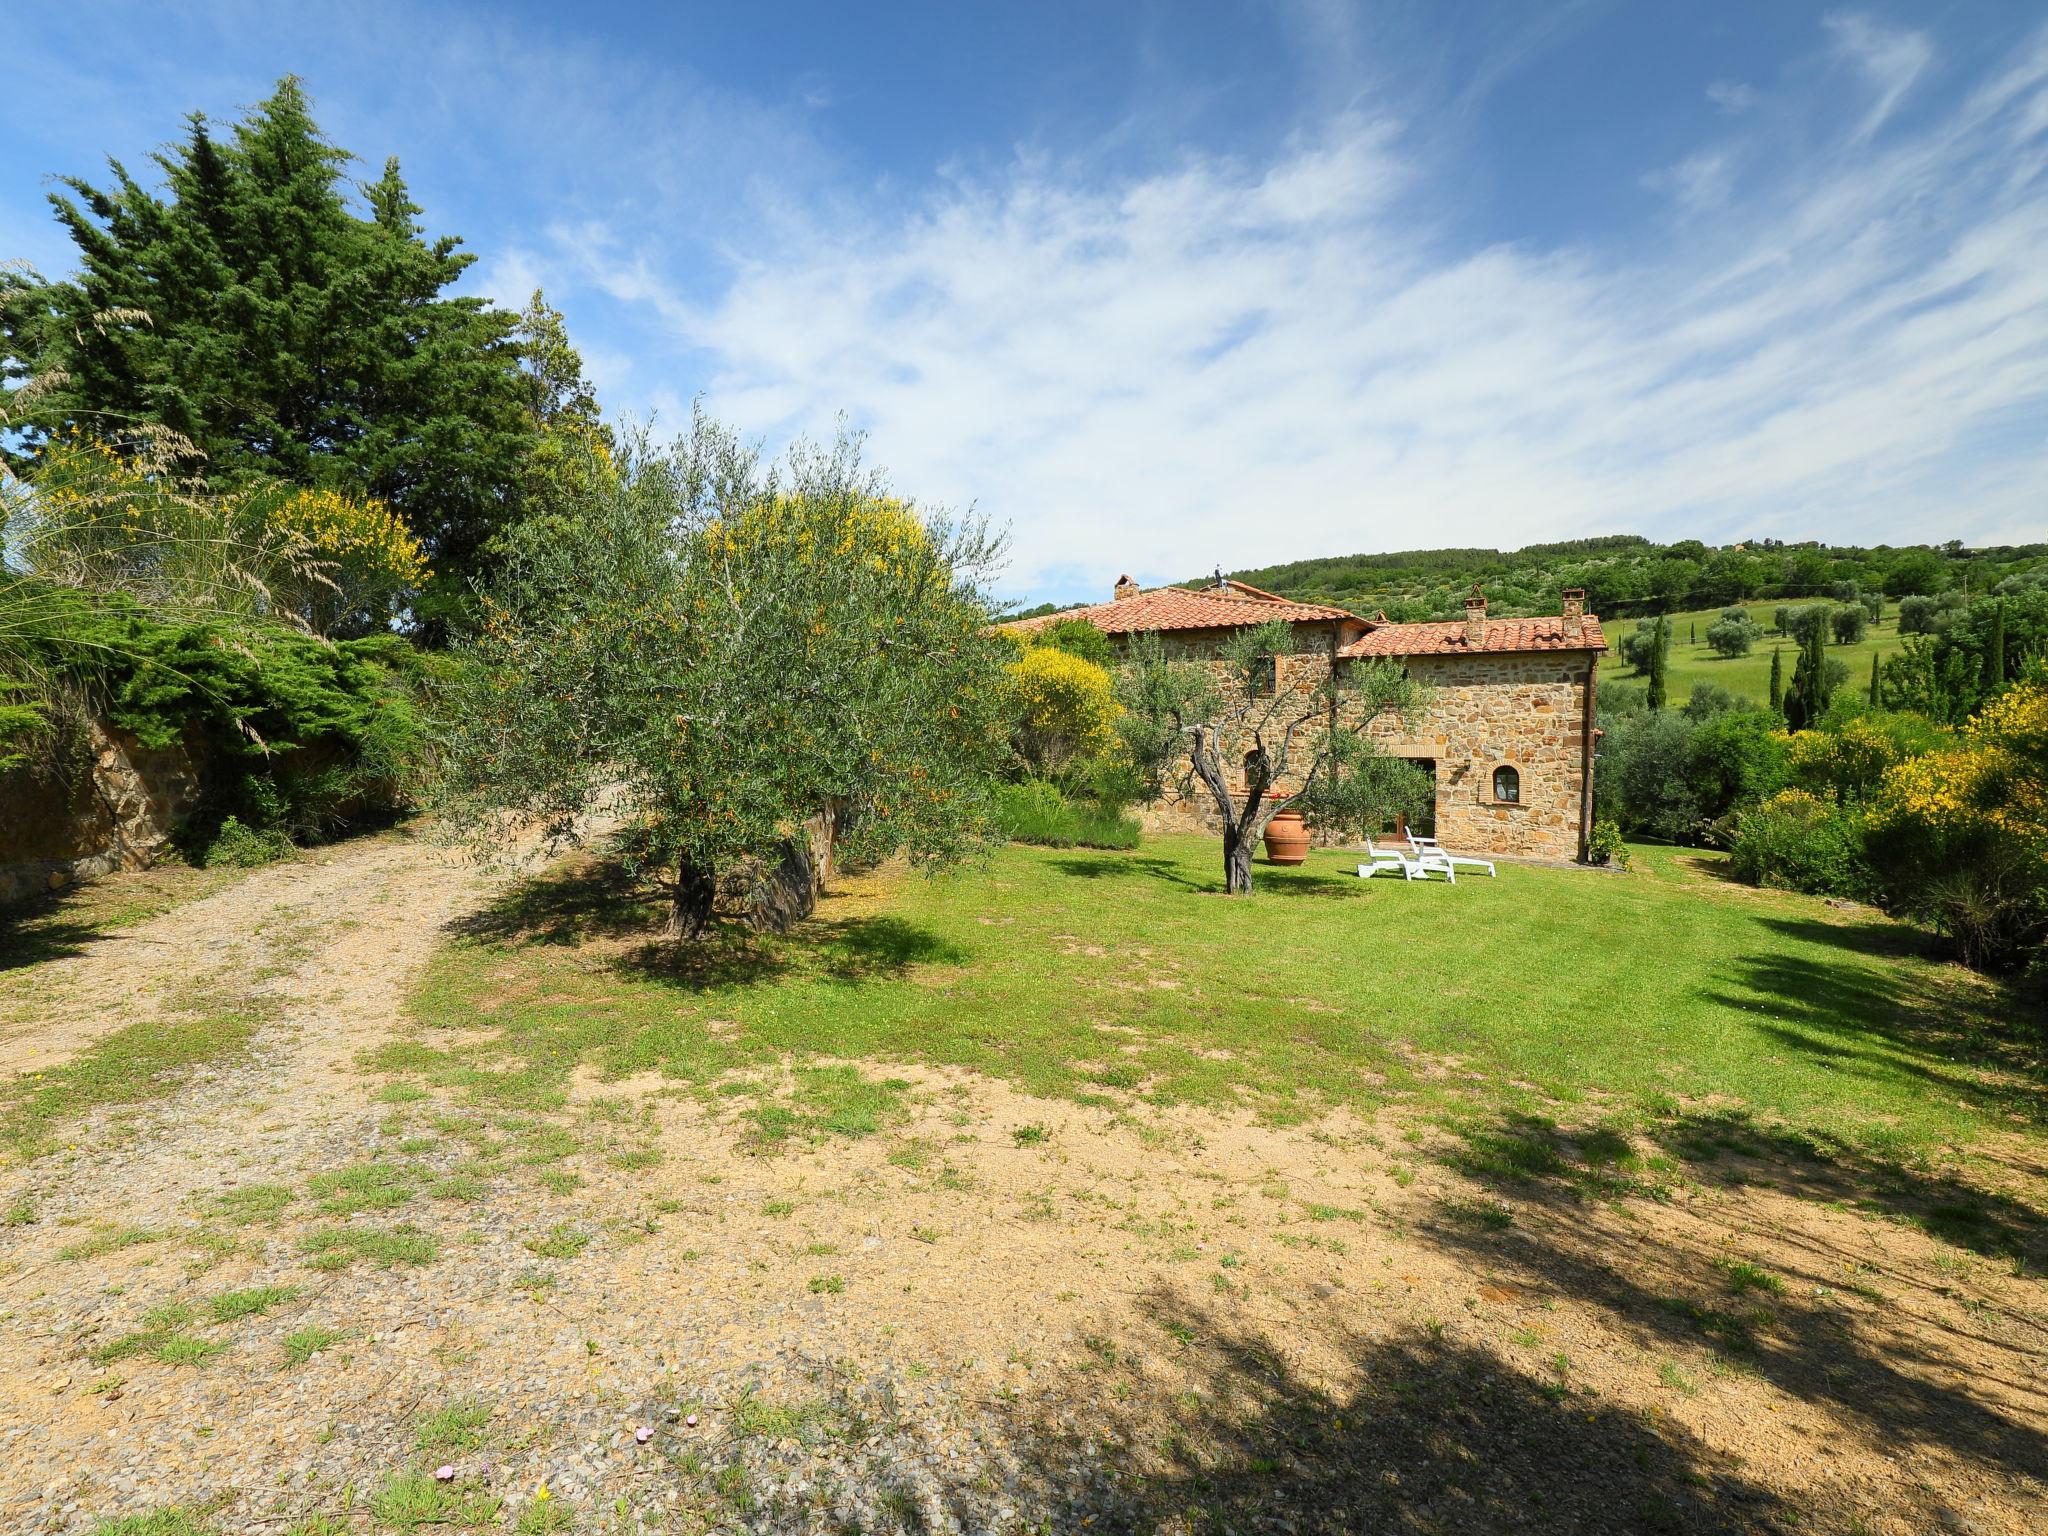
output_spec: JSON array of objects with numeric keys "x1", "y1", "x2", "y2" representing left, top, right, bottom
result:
[
  {"x1": 1406, "y1": 833, "x2": 1496, "y2": 878},
  {"x1": 1359, "y1": 836, "x2": 1456, "y2": 883}
]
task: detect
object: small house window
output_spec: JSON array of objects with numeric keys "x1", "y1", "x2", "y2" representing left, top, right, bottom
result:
[
  {"x1": 1492, "y1": 765, "x2": 1521, "y2": 804},
  {"x1": 1252, "y1": 655, "x2": 1278, "y2": 695}
]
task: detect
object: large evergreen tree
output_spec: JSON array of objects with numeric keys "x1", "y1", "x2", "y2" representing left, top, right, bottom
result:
[{"x1": 0, "y1": 78, "x2": 533, "y2": 629}]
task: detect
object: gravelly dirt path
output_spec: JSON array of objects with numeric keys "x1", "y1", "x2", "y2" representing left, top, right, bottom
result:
[
  {"x1": 1, "y1": 835, "x2": 2045, "y2": 1536},
  {"x1": 0, "y1": 831, "x2": 512, "y2": 1080}
]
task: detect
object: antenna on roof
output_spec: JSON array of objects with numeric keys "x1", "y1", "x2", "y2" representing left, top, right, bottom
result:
[{"x1": 1213, "y1": 566, "x2": 1226, "y2": 588}]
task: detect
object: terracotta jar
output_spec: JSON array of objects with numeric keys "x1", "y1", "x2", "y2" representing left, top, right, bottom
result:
[{"x1": 1262, "y1": 802, "x2": 1311, "y2": 865}]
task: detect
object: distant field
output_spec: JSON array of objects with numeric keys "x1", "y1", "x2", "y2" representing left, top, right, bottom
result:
[{"x1": 1601, "y1": 600, "x2": 1909, "y2": 708}]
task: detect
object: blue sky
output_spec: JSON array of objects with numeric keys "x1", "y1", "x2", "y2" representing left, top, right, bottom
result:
[{"x1": 5, "y1": 2, "x2": 2046, "y2": 603}]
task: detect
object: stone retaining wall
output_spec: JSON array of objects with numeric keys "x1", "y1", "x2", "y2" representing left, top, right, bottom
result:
[{"x1": 0, "y1": 722, "x2": 204, "y2": 905}]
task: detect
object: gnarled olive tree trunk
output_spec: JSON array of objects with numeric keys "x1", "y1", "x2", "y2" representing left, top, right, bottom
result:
[{"x1": 665, "y1": 862, "x2": 717, "y2": 940}]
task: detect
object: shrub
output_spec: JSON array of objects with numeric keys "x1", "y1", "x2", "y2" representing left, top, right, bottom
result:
[
  {"x1": 1785, "y1": 711, "x2": 1944, "y2": 805},
  {"x1": 1598, "y1": 710, "x2": 1699, "y2": 843},
  {"x1": 1865, "y1": 681, "x2": 2048, "y2": 969},
  {"x1": 200, "y1": 815, "x2": 293, "y2": 868},
  {"x1": 1007, "y1": 645, "x2": 1119, "y2": 777},
  {"x1": 1687, "y1": 710, "x2": 1787, "y2": 823},
  {"x1": 1831, "y1": 605, "x2": 1867, "y2": 644},
  {"x1": 1681, "y1": 683, "x2": 1744, "y2": 721},
  {"x1": 996, "y1": 781, "x2": 1141, "y2": 850},
  {"x1": 1617, "y1": 626, "x2": 1658, "y2": 674},
  {"x1": 1030, "y1": 617, "x2": 1112, "y2": 668},
  {"x1": 1727, "y1": 790, "x2": 1870, "y2": 899},
  {"x1": 1586, "y1": 820, "x2": 1629, "y2": 869}
]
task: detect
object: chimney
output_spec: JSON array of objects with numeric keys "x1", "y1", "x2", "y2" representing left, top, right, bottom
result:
[
  {"x1": 1561, "y1": 587, "x2": 1586, "y2": 643},
  {"x1": 1113, "y1": 574, "x2": 1141, "y2": 602},
  {"x1": 1463, "y1": 584, "x2": 1488, "y2": 647}
]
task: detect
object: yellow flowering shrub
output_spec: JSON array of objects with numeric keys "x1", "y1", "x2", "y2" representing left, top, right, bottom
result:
[
  {"x1": 6, "y1": 434, "x2": 424, "y2": 635},
  {"x1": 1869, "y1": 683, "x2": 2047, "y2": 847},
  {"x1": 256, "y1": 486, "x2": 427, "y2": 633},
  {"x1": 1008, "y1": 644, "x2": 1119, "y2": 775},
  {"x1": 1866, "y1": 680, "x2": 2048, "y2": 968}
]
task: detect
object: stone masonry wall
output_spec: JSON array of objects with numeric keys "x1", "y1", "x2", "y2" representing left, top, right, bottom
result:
[
  {"x1": 0, "y1": 721, "x2": 204, "y2": 905},
  {"x1": 1358, "y1": 652, "x2": 1593, "y2": 861},
  {"x1": 1137, "y1": 642, "x2": 1595, "y2": 862}
]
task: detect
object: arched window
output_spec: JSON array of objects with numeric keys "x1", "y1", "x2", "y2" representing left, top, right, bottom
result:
[{"x1": 1492, "y1": 765, "x2": 1521, "y2": 804}]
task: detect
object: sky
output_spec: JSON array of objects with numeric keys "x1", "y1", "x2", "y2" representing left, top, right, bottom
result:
[{"x1": 4, "y1": 1, "x2": 2046, "y2": 604}]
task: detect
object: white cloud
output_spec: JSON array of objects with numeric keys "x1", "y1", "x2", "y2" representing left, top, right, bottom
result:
[
  {"x1": 594, "y1": 29, "x2": 2048, "y2": 600},
  {"x1": 1824, "y1": 12, "x2": 1934, "y2": 140},
  {"x1": 1643, "y1": 150, "x2": 1735, "y2": 212},
  {"x1": 1705, "y1": 80, "x2": 1758, "y2": 115}
]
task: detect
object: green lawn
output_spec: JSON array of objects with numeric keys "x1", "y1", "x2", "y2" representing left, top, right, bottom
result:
[
  {"x1": 405, "y1": 835, "x2": 2038, "y2": 1165},
  {"x1": 1603, "y1": 601, "x2": 1909, "y2": 707}
]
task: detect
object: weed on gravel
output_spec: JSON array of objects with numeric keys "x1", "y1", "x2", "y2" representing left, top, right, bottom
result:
[
  {"x1": 416, "y1": 1395, "x2": 494, "y2": 1453},
  {"x1": 522, "y1": 1223, "x2": 590, "y2": 1260},
  {"x1": 200, "y1": 1183, "x2": 294, "y2": 1224},
  {"x1": 367, "y1": 1471, "x2": 501, "y2": 1529},
  {"x1": 279, "y1": 1325, "x2": 347, "y2": 1368},
  {"x1": 298, "y1": 1224, "x2": 440, "y2": 1270},
  {"x1": 87, "y1": 1506, "x2": 223, "y2": 1535},
  {"x1": 205, "y1": 1284, "x2": 301, "y2": 1323},
  {"x1": 308, "y1": 1160, "x2": 421, "y2": 1215},
  {"x1": 91, "y1": 1302, "x2": 229, "y2": 1368},
  {"x1": 59, "y1": 1224, "x2": 161, "y2": 1261}
]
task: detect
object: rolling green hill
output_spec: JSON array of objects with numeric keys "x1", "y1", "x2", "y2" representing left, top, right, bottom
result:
[{"x1": 1600, "y1": 602, "x2": 1910, "y2": 709}]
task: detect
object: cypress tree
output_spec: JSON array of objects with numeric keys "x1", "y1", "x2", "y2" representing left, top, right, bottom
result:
[
  {"x1": 1869, "y1": 651, "x2": 1880, "y2": 704},
  {"x1": 1768, "y1": 647, "x2": 1784, "y2": 712},
  {"x1": 1787, "y1": 622, "x2": 1830, "y2": 730},
  {"x1": 1646, "y1": 616, "x2": 1669, "y2": 710},
  {"x1": 1983, "y1": 600, "x2": 2007, "y2": 693}
]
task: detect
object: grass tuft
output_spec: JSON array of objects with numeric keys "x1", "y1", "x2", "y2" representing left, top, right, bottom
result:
[
  {"x1": 280, "y1": 1325, "x2": 347, "y2": 1368},
  {"x1": 298, "y1": 1223, "x2": 439, "y2": 1270},
  {"x1": 205, "y1": 1284, "x2": 301, "y2": 1323}
]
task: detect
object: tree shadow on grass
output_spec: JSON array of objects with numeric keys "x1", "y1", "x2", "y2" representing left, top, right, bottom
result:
[
  {"x1": 1423, "y1": 1110, "x2": 2048, "y2": 1516},
  {"x1": 1045, "y1": 854, "x2": 1207, "y2": 890},
  {"x1": 1043, "y1": 852, "x2": 1370, "y2": 900},
  {"x1": 785, "y1": 1297, "x2": 1787, "y2": 1533},
  {"x1": 444, "y1": 859, "x2": 963, "y2": 995},
  {"x1": 1757, "y1": 911, "x2": 1936, "y2": 963},
  {"x1": 1708, "y1": 946, "x2": 2047, "y2": 1130}
]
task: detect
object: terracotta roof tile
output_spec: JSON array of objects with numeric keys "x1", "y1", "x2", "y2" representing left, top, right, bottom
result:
[
  {"x1": 1340, "y1": 616, "x2": 1606, "y2": 657},
  {"x1": 1002, "y1": 580, "x2": 1357, "y2": 636}
]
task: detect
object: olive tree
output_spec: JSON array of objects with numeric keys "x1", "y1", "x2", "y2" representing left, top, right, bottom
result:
[
  {"x1": 1706, "y1": 607, "x2": 1760, "y2": 658},
  {"x1": 437, "y1": 414, "x2": 1012, "y2": 939},
  {"x1": 1115, "y1": 620, "x2": 1431, "y2": 895}
]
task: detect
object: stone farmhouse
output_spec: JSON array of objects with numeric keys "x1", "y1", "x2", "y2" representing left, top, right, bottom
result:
[{"x1": 1005, "y1": 575, "x2": 1608, "y2": 862}]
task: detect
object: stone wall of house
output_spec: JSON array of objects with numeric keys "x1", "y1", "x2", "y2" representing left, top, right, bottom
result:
[
  {"x1": 1358, "y1": 652, "x2": 1594, "y2": 861},
  {"x1": 1139, "y1": 646, "x2": 1596, "y2": 861},
  {"x1": 0, "y1": 721, "x2": 206, "y2": 905}
]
